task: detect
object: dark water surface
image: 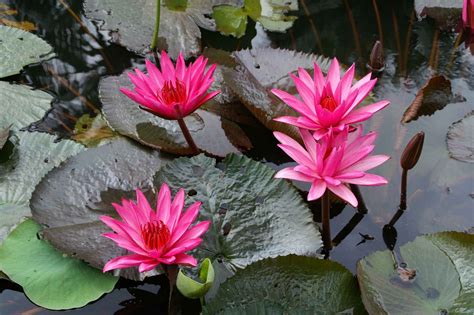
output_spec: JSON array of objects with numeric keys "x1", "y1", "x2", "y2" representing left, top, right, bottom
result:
[{"x1": 1, "y1": 0, "x2": 473, "y2": 313}]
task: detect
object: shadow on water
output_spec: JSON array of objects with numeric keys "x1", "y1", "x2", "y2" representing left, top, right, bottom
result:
[{"x1": 1, "y1": 0, "x2": 473, "y2": 313}]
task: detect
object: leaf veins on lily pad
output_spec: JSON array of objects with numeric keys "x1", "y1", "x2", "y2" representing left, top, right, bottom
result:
[
  {"x1": 84, "y1": 0, "x2": 243, "y2": 59},
  {"x1": 224, "y1": 48, "x2": 332, "y2": 140},
  {"x1": 401, "y1": 75, "x2": 465, "y2": 124},
  {"x1": 447, "y1": 111, "x2": 474, "y2": 163},
  {"x1": 100, "y1": 70, "x2": 252, "y2": 157}
]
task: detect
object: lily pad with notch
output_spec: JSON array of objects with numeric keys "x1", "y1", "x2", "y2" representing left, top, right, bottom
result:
[
  {"x1": 84, "y1": 0, "x2": 243, "y2": 59},
  {"x1": 0, "y1": 131, "x2": 84, "y2": 243},
  {"x1": 30, "y1": 138, "x2": 168, "y2": 281},
  {"x1": 100, "y1": 71, "x2": 251, "y2": 157},
  {"x1": 203, "y1": 255, "x2": 365, "y2": 314},
  {"x1": 357, "y1": 232, "x2": 473, "y2": 315},
  {"x1": 223, "y1": 48, "x2": 332, "y2": 140}
]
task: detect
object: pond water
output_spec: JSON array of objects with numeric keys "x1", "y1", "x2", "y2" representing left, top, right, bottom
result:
[{"x1": 1, "y1": 0, "x2": 473, "y2": 313}]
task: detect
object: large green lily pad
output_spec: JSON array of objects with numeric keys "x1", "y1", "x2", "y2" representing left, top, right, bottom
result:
[
  {"x1": 84, "y1": 0, "x2": 242, "y2": 58},
  {"x1": 447, "y1": 111, "x2": 474, "y2": 163},
  {"x1": 0, "y1": 82, "x2": 53, "y2": 131},
  {"x1": 100, "y1": 71, "x2": 251, "y2": 157},
  {"x1": 0, "y1": 219, "x2": 118, "y2": 310},
  {"x1": 30, "y1": 138, "x2": 168, "y2": 280},
  {"x1": 357, "y1": 232, "x2": 473, "y2": 315},
  {"x1": 0, "y1": 131, "x2": 84, "y2": 243},
  {"x1": 224, "y1": 48, "x2": 332, "y2": 139},
  {"x1": 154, "y1": 154, "x2": 321, "y2": 291},
  {"x1": 0, "y1": 25, "x2": 54, "y2": 78},
  {"x1": 203, "y1": 255, "x2": 365, "y2": 314}
]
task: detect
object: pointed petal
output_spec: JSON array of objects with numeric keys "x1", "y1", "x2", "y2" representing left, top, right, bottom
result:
[
  {"x1": 173, "y1": 253, "x2": 197, "y2": 267},
  {"x1": 167, "y1": 189, "x2": 185, "y2": 231},
  {"x1": 156, "y1": 183, "x2": 171, "y2": 223},
  {"x1": 343, "y1": 173, "x2": 388, "y2": 186},
  {"x1": 271, "y1": 89, "x2": 317, "y2": 119},
  {"x1": 275, "y1": 167, "x2": 314, "y2": 182},
  {"x1": 327, "y1": 184, "x2": 358, "y2": 207},
  {"x1": 308, "y1": 180, "x2": 327, "y2": 200},
  {"x1": 103, "y1": 254, "x2": 156, "y2": 272},
  {"x1": 326, "y1": 58, "x2": 341, "y2": 93}
]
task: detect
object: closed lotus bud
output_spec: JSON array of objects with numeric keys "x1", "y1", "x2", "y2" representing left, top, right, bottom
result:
[
  {"x1": 401, "y1": 132, "x2": 425, "y2": 170},
  {"x1": 369, "y1": 40, "x2": 385, "y2": 71}
]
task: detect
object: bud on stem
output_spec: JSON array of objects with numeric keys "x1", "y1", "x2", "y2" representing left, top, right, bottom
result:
[
  {"x1": 368, "y1": 40, "x2": 385, "y2": 74},
  {"x1": 401, "y1": 132, "x2": 425, "y2": 171}
]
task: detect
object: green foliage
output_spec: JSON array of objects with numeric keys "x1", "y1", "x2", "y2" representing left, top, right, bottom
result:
[{"x1": 177, "y1": 258, "x2": 215, "y2": 299}]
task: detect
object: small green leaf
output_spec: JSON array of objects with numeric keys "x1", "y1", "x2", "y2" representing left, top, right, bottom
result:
[
  {"x1": 177, "y1": 258, "x2": 215, "y2": 299},
  {"x1": 213, "y1": 5, "x2": 248, "y2": 38},
  {"x1": 0, "y1": 219, "x2": 118, "y2": 310},
  {"x1": 164, "y1": 0, "x2": 188, "y2": 11}
]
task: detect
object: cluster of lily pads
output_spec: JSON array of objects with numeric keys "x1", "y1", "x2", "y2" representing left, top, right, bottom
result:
[{"x1": 0, "y1": 1, "x2": 473, "y2": 314}]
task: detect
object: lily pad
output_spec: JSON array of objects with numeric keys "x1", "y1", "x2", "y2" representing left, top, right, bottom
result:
[
  {"x1": 30, "y1": 138, "x2": 168, "y2": 280},
  {"x1": 72, "y1": 114, "x2": 119, "y2": 147},
  {"x1": 84, "y1": 0, "x2": 242, "y2": 58},
  {"x1": 447, "y1": 111, "x2": 474, "y2": 163},
  {"x1": 0, "y1": 126, "x2": 10, "y2": 150},
  {"x1": 357, "y1": 232, "x2": 473, "y2": 315},
  {"x1": 224, "y1": 48, "x2": 332, "y2": 139},
  {"x1": 401, "y1": 76, "x2": 465, "y2": 124},
  {"x1": 0, "y1": 219, "x2": 118, "y2": 310},
  {"x1": 0, "y1": 131, "x2": 84, "y2": 243},
  {"x1": 415, "y1": 0, "x2": 462, "y2": 30},
  {"x1": 0, "y1": 82, "x2": 53, "y2": 130},
  {"x1": 154, "y1": 154, "x2": 321, "y2": 290},
  {"x1": 0, "y1": 25, "x2": 54, "y2": 78},
  {"x1": 100, "y1": 71, "x2": 251, "y2": 157},
  {"x1": 203, "y1": 255, "x2": 365, "y2": 314}
]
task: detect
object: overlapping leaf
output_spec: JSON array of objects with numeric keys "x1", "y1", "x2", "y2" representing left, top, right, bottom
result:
[
  {"x1": 447, "y1": 111, "x2": 474, "y2": 163},
  {"x1": 100, "y1": 70, "x2": 251, "y2": 157},
  {"x1": 203, "y1": 255, "x2": 365, "y2": 314},
  {"x1": 357, "y1": 232, "x2": 473, "y2": 315}
]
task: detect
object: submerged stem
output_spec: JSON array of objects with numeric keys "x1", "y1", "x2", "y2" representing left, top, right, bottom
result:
[
  {"x1": 400, "y1": 169, "x2": 408, "y2": 211},
  {"x1": 151, "y1": 0, "x2": 161, "y2": 51},
  {"x1": 164, "y1": 264, "x2": 178, "y2": 315},
  {"x1": 177, "y1": 118, "x2": 200, "y2": 155},
  {"x1": 321, "y1": 191, "x2": 332, "y2": 250}
]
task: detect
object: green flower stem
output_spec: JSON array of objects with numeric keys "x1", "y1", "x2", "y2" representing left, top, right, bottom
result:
[
  {"x1": 151, "y1": 0, "x2": 161, "y2": 51},
  {"x1": 321, "y1": 191, "x2": 332, "y2": 250},
  {"x1": 177, "y1": 118, "x2": 200, "y2": 155}
]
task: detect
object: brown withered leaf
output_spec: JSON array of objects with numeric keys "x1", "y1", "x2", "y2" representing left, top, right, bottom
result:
[{"x1": 401, "y1": 75, "x2": 464, "y2": 123}]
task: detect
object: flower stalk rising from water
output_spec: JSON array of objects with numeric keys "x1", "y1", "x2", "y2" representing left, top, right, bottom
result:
[
  {"x1": 101, "y1": 184, "x2": 210, "y2": 273},
  {"x1": 120, "y1": 51, "x2": 220, "y2": 154},
  {"x1": 271, "y1": 58, "x2": 389, "y2": 140}
]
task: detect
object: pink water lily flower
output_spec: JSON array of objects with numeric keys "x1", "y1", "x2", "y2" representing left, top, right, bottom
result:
[
  {"x1": 101, "y1": 184, "x2": 210, "y2": 273},
  {"x1": 120, "y1": 51, "x2": 220, "y2": 120},
  {"x1": 272, "y1": 58, "x2": 389, "y2": 139},
  {"x1": 274, "y1": 126, "x2": 389, "y2": 207}
]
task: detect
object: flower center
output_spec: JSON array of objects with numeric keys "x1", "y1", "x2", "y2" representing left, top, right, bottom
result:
[
  {"x1": 160, "y1": 80, "x2": 186, "y2": 105},
  {"x1": 320, "y1": 96, "x2": 337, "y2": 112},
  {"x1": 140, "y1": 220, "x2": 171, "y2": 251}
]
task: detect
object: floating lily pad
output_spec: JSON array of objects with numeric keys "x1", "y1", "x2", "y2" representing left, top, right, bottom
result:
[
  {"x1": 154, "y1": 154, "x2": 321, "y2": 291},
  {"x1": 203, "y1": 255, "x2": 365, "y2": 314},
  {"x1": 447, "y1": 111, "x2": 474, "y2": 163},
  {"x1": 72, "y1": 114, "x2": 119, "y2": 147},
  {"x1": 415, "y1": 0, "x2": 462, "y2": 30},
  {"x1": 357, "y1": 232, "x2": 473, "y2": 315},
  {"x1": 0, "y1": 82, "x2": 53, "y2": 130},
  {"x1": 224, "y1": 48, "x2": 332, "y2": 139},
  {"x1": 0, "y1": 126, "x2": 10, "y2": 150},
  {"x1": 401, "y1": 76, "x2": 465, "y2": 124},
  {"x1": 30, "y1": 138, "x2": 168, "y2": 280},
  {"x1": 100, "y1": 71, "x2": 251, "y2": 157},
  {"x1": 0, "y1": 219, "x2": 118, "y2": 310},
  {"x1": 84, "y1": 0, "x2": 242, "y2": 58},
  {"x1": 0, "y1": 25, "x2": 54, "y2": 78},
  {"x1": 0, "y1": 131, "x2": 84, "y2": 243}
]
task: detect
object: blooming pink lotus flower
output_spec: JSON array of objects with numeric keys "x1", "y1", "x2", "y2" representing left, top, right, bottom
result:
[
  {"x1": 274, "y1": 126, "x2": 389, "y2": 207},
  {"x1": 120, "y1": 51, "x2": 220, "y2": 120},
  {"x1": 101, "y1": 184, "x2": 210, "y2": 273},
  {"x1": 271, "y1": 58, "x2": 389, "y2": 139}
]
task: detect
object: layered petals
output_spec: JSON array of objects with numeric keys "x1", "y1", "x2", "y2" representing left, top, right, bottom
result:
[
  {"x1": 121, "y1": 51, "x2": 220, "y2": 120},
  {"x1": 274, "y1": 126, "x2": 389, "y2": 206},
  {"x1": 101, "y1": 184, "x2": 210, "y2": 273},
  {"x1": 272, "y1": 58, "x2": 389, "y2": 138}
]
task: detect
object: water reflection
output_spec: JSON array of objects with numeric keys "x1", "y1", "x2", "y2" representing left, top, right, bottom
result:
[{"x1": 0, "y1": 0, "x2": 473, "y2": 313}]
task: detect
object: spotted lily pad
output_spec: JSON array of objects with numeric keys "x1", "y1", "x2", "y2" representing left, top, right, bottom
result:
[
  {"x1": 0, "y1": 219, "x2": 118, "y2": 310},
  {"x1": 447, "y1": 111, "x2": 474, "y2": 163},
  {"x1": 224, "y1": 48, "x2": 332, "y2": 139},
  {"x1": 100, "y1": 71, "x2": 251, "y2": 157},
  {"x1": 84, "y1": 0, "x2": 242, "y2": 59},
  {"x1": 203, "y1": 255, "x2": 365, "y2": 314},
  {"x1": 154, "y1": 154, "x2": 321, "y2": 291},
  {"x1": 0, "y1": 25, "x2": 54, "y2": 78},
  {"x1": 0, "y1": 131, "x2": 84, "y2": 243},
  {"x1": 357, "y1": 232, "x2": 473, "y2": 315},
  {"x1": 30, "y1": 138, "x2": 168, "y2": 280}
]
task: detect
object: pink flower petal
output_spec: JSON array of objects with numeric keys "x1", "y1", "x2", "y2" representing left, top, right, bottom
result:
[
  {"x1": 156, "y1": 183, "x2": 171, "y2": 223},
  {"x1": 326, "y1": 58, "x2": 341, "y2": 93},
  {"x1": 343, "y1": 173, "x2": 388, "y2": 186},
  {"x1": 103, "y1": 254, "x2": 156, "y2": 272},
  {"x1": 272, "y1": 89, "x2": 316, "y2": 119},
  {"x1": 167, "y1": 188, "x2": 185, "y2": 231},
  {"x1": 327, "y1": 184, "x2": 358, "y2": 207},
  {"x1": 308, "y1": 180, "x2": 327, "y2": 200},
  {"x1": 275, "y1": 167, "x2": 314, "y2": 182},
  {"x1": 173, "y1": 253, "x2": 198, "y2": 267}
]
